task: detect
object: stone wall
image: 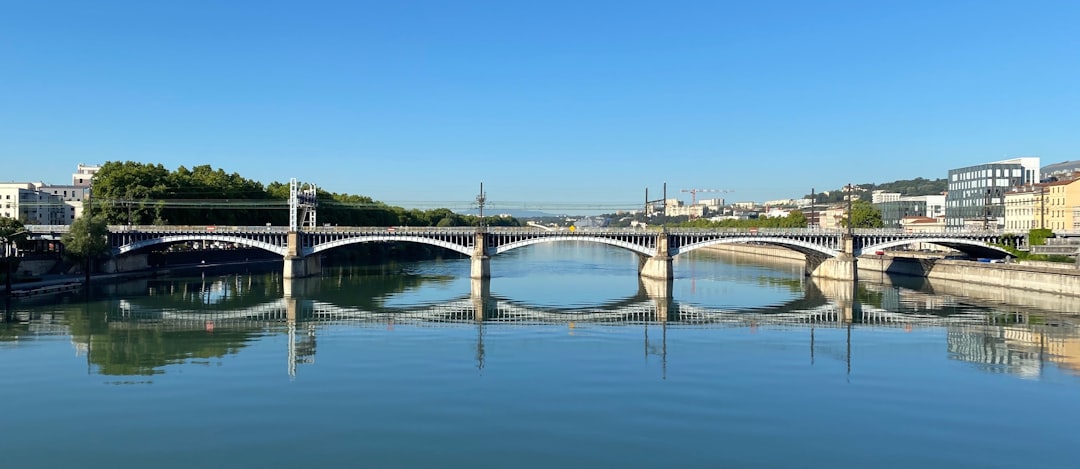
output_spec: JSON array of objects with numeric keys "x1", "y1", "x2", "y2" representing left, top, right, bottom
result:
[{"x1": 860, "y1": 256, "x2": 1080, "y2": 297}]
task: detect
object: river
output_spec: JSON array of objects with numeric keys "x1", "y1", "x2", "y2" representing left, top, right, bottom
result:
[{"x1": 2, "y1": 243, "x2": 1079, "y2": 468}]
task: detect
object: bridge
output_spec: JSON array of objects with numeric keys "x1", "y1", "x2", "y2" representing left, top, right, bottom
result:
[
  {"x1": 22, "y1": 179, "x2": 1023, "y2": 282},
  {"x1": 24, "y1": 224, "x2": 1022, "y2": 282}
]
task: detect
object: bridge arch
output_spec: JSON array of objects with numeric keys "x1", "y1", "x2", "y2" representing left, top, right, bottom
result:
[
  {"x1": 673, "y1": 237, "x2": 841, "y2": 258},
  {"x1": 858, "y1": 238, "x2": 1012, "y2": 258},
  {"x1": 309, "y1": 235, "x2": 474, "y2": 257},
  {"x1": 116, "y1": 235, "x2": 288, "y2": 256},
  {"x1": 493, "y1": 235, "x2": 656, "y2": 257}
]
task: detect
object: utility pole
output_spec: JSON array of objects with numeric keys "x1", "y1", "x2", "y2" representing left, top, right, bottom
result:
[
  {"x1": 1040, "y1": 184, "x2": 1046, "y2": 230},
  {"x1": 645, "y1": 182, "x2": 667, "y2": 218},
  {"x1": 845, "y1": 184, "x2": 854, "y2": 236},
  {"x1": 476, "y1": 182, "x2": 486, "y2": 230}
]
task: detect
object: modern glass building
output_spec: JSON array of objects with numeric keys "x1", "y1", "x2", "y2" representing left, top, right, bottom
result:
[{"x1": 946, "y1": 158, "x2": 1040, "y2": 229}]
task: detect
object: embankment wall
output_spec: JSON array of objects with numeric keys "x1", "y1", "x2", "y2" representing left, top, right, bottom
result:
[{"x1": 703, "y1": 244, "x2": 1080, "y2": 297}]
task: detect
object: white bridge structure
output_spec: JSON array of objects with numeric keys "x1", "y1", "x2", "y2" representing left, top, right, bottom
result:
[
  {"x1": 27, "y1": 224, "x2": 1023, "y2": 282},
  {"x1": 24, "y1": 180, "x2": 1023, "y2": 282}
]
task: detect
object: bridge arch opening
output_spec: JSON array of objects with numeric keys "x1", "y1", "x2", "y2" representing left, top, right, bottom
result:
[
  {"x1": 859, "y1": 238, "x2": 1013, "y2": 259},
  {"x1": 115, "y1": 235, "x2": 289, "y2": 257},
  {"x1": 309, "y1": 236, "x2": 474, "y2": 258}
]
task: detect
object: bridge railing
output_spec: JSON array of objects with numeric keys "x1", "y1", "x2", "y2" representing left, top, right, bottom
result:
[{"x1": 24, "y1": 224, "x2": 1019, "y2": 238}]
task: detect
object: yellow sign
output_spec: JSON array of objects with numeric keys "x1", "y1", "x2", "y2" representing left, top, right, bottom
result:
[{"x1": 569, "y1": 226, "x2": 576, "y2": 232}]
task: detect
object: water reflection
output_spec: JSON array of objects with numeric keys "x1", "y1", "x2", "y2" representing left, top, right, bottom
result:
[{"x1": 4, "y1": 268, "x2": 1080, "y2": 381}]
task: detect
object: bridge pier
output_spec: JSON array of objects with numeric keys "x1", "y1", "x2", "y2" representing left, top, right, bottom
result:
[
  {"x1": 471, "y1": 232, "x2": 490, "y2": 279},
  {"x1": 809, "y1": 235, "x2": 858, "y2": 282},
  {"x1": 638, "y1": 232, "x2": 673, "y2": 280},
  {"x1": 283, "y1": 231, "x2": 321, "y2": 279}
]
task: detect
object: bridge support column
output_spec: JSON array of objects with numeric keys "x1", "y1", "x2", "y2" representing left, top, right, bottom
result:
[
  {"x1": 810, "y1": 235, "x2": 858, "y2": 282},
  {"x1": 284, "y1": 231, "x2": 321, "y2": 279},
  {"x1": 638, "y1": 232, "x2": 672, "y2": 280},
  {"x1": 471, "y1": 232, "x2": 490, "y2": 279}
]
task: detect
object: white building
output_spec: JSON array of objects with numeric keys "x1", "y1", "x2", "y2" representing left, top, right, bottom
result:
[
  {"x1": 872, "y1": 191, "x2": 902, "y2": 204},
  {"x1": 0, "y1": 183, "x2": 68, "y2": 224},
  {"x1": 72, "y1": 163, "x2": 100, "y2": 186},
  {"x1": 1, "y1": 164, "x2": 101, "y2": 225}
]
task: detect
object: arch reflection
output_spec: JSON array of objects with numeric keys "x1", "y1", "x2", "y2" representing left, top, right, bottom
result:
[{"x1": 7, "y1": 270, "x2": 1079, "y2": 381}]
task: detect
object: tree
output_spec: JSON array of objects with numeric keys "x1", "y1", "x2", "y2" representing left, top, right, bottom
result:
[
  {"x1": 0, "y1": 217, "x2": 26, "y2": 245},
  {"x1": 62, "y1": 215, "x2": 110, "y2": 279},
  {"x1": 847, "y1": 200, "x2": 883, "y2": 228}
]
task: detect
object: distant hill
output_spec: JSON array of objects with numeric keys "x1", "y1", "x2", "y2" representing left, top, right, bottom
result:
[
  {"x1": 456, "y1": 209, "x2": 560, "y2": 219},
  {"x1": 807, "y1": 177, "x2": 947, "y2": 203}
]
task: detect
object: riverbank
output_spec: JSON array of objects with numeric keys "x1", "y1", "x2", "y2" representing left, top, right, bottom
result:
[
  {"x1": 704, "y1": 243, "x2": 1080, "y2": 297},
  {"x1": 1, "y1": 259, "x2": 282, "y2": 298}
]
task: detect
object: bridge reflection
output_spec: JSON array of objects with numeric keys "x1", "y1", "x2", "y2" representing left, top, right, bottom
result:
[{"x1": 5, "y1": 274, "x2": 1080, "y2": 380}]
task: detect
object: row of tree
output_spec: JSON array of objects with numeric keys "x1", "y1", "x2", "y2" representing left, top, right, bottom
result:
[
  {"x1": 806, "y1": 177, "x2": 947, "y2": 204},
  {"x1": 89, "y1": 161, "x2": 519, "y2": 228},
  {"x1": 669, "y1": 203, "x2": 882, "y2": 229}
]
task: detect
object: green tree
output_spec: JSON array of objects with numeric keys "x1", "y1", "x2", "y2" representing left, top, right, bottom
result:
[
  {"x1": 847, "y1": 200, "x2": 883, "y2": 228},
  {"x1": 0, "y1": 217, "x2": 26, "y2": 245},
  {"x1": 62, "y1": 214, "x2": 110, "y2": 271}
]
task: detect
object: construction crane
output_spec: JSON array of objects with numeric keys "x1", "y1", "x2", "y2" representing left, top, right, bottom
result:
[{"x1": 681, "y1": 188, "x2": 733, "y2": 206}]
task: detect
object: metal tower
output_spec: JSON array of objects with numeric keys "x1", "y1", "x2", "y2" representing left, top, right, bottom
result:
[{"x1": 289, "y1": 178, "x2": 319, "y2": 231}]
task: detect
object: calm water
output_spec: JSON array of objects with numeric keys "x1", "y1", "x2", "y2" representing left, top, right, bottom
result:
[{"x1": 3, "y1": 244, "x2": 1080, "y2": 468}]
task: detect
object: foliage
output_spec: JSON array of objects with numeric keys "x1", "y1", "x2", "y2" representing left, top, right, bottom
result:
[
  {"x1": 90, "y1": 161, "x2": 522, "y2": 228},
  {"x1": 806, "y1": 177, "x2": 947, "y2": 203},
  {"x1": 846, "y1": 200, "x2": 884, "y2": 228},
  {"x1": 672, "y1": 211, "x2": 807, "y2": 229},
  {"x1": 61, "y1": 214, "x2": 110, "y2": 262},
  {"x1": 93, "y1": 162, "x2": 273, "y2": 225},
  {"x1": 1028, "y1": 228, "x2": 1054, "y2": 246},
  {"x1": 0, "y1": 217, "x2": 27, "y2": 245}
]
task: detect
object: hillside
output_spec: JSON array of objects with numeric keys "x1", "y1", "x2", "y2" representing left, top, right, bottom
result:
[{"x1": 808, "y1": 177, "x2": 947, "y2": 203}]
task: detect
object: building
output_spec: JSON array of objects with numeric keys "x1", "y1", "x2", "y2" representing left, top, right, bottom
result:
[
  {"x1": 35, "y1": 184, "x2": 89, "y2": 223},
  {"x1": 698, "y1": 198, "x2": 725, "y2": 211},
  {"x1": 0, "y1": 183, "x2": 68, "y2": 224},
  {"x1": 818, "y1": 206, "x2": 847, "y2": 230},
  {"x1": 72, "y1": 163, "x2": 100, "y2": 186},
  {"x1": 871, "y1": 191, "x2": 901, "y2": 204},
  {"x1": 1004, "y1": 184, "x2": 1046, "y2": 232},
  {"x1": 875, "y1": 194, "x2": 946, "y2": 228},
  {"x1": 664, "y1": 199, "x2": 706, "y2": 218},
  {"x1": 1043, "y1": 176, "x2": 1080, "y2": 232},
  {"x1": 0, "y1": 164, "x2": 102, "y2": 225},
  {"x1": 945, "y1": 157, "x2": 1040, "y2": 229}
]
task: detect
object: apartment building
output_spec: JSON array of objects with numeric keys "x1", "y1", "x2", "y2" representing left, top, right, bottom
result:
[
  {"x1": 945, "y1": 157, "x2": 1040, "y2": 229},
  {"x1": 0, "y1": 183, "x2": 68, "y2": 224},
  {"x1": 1043, "y1": 176, "x2": 1080, "y2": 232},
  {"x1": 1004, "y1": 184, "x2": 1046, "y2": 232}
]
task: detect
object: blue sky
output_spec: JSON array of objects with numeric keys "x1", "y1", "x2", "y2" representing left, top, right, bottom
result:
[{"x1": 2, "y1": 0, "x2": 1078, "y2": 212}]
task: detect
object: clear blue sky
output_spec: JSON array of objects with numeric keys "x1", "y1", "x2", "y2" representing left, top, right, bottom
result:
[{"x1": 2, "y1": 0, "x2": 1077, "y2": 212}]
